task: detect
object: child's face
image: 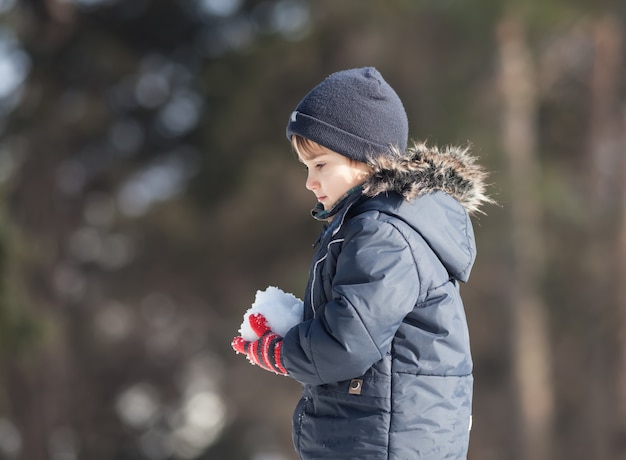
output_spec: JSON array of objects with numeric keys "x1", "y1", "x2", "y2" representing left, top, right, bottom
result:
[{"x1": 297, "y1": 142, "x2": 372, "y2": 210}]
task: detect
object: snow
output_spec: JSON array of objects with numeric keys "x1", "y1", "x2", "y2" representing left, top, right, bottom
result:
[{"x1": 238, "y1": 286, "x2": 304, "y2": 341}]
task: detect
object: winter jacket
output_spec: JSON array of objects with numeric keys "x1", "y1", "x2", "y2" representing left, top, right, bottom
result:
[{"x1": 282, "y1": 143, "x2": 491, "y2": 460}]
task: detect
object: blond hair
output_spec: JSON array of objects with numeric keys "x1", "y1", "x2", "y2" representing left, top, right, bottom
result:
[
  {"x1": 290, "y1": 135, "x2": 321, "y2": 161},
  {"x1": 290, "y1": 135, "x2": 372, "y2": 172}
]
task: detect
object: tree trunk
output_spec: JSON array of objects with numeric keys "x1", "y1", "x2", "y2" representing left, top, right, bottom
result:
[
  {"x1": 617, "y1": 103, "x2": 626, "y2": 459},
  {"x1": 587, "y1": 16, "x2": 624, "y2": 460},
  {"x1": 588, "y1": 16, "x2": 623, "y2": 204},
  {"x1": 496, "y1": 17, "x2": 554, "y2": 460}
]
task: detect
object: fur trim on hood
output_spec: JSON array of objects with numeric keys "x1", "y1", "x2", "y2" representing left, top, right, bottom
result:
[{"x1": 362, "y1": 142, "x2": 493, "y2": 215}]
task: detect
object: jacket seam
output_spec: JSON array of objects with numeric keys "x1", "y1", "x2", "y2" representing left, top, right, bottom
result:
[
  {"x1": 310, "y1": 238, "x2": 344, "y2": 383},
  {"x1": 423, "y1": 277, "x2": 455, "y2": 294},
  {"x1": 393, "y1": 371, "x2": 473, "y2": 378},
  {"x1": 310, "y1": 254, "x2": 327, "y2": 317},
  {"x1": 366, "y1": 216, "x2": 422, "y2": 302},
  {"x1": 311, "y1": 238, "x2": 344, "y2": 316},
  {"x1": 375, "y1": 211, "x2": 454, "y2": 297},
  {"x1": 459, "y1": 210, "x2": 473, "y2": 277}
]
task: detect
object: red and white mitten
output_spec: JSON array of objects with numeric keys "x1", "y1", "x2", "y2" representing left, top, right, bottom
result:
[
  {"x1": 231, "y1": 313, "x2": 287, "y2": 376},
  {"x1": 238, "y1": 286, "x2": 303, "y2": 341}
]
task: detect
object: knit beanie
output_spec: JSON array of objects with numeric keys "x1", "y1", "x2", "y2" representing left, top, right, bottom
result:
[{"x1": 286, "y1": 67, "x2": 409, "y2": 162}]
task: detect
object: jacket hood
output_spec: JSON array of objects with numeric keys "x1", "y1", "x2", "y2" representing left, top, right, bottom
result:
[
  {"x1": 358, "y1": 142, "x2": 493, "y2": 281},
  {"x1": 362, "y1": 142, "x2": 492, "y2": 216}
]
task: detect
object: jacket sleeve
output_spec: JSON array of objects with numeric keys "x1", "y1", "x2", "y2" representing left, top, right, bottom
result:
[{"x1": 282, "y1": 215, "x2": 420, "y2": 386}]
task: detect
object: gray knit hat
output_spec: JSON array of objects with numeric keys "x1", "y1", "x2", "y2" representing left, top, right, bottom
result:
[{"x1": 286, "y1": 67, "x2": 408, "y2": 162}]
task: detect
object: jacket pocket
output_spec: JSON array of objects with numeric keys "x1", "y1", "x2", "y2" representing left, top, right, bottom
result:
[{"x1": 295, "y1": 357, "x2": 392, "y2": 459}]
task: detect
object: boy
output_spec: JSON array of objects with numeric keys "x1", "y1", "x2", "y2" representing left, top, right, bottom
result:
[{"x1": 233, "y1": 67, "x2": 492, "y2": 459}]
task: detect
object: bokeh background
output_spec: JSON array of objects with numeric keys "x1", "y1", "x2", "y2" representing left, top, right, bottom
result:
[{"x1": 0, "y1": 0, "x2": 625, "y2": 459}]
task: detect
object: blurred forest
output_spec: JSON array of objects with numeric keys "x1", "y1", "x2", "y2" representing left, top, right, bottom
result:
[{"x1": 0, "y1": 0, "x2": 625, "y2": 459}]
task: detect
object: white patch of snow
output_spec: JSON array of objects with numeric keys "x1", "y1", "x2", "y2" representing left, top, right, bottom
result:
[{"x1": 238, "y1": 286, "x2": 303, "y2": 340}]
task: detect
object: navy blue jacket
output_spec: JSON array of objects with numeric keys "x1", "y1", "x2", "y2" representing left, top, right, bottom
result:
[{"x1": 282, "y1": 144, "x2": 491, "y2": 459}]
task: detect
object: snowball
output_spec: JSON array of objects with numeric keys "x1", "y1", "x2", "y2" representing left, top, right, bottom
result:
[{"x1": 238, "y1": 286, "x2": 304, "y2": 341}]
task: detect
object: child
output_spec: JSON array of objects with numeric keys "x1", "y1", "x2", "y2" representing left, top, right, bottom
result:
[{"x1": 232, "y1": 67, "x2": 492, "y2": 459}]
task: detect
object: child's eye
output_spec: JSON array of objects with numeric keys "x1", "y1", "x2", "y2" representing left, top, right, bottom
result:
[{"x1": 315, "y1": 163, "x2": 325, "y2": 170}]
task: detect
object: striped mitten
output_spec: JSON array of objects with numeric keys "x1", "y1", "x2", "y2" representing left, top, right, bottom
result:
[{"x1": 232, "y1": 313, "x2": 287, "y2": 376}]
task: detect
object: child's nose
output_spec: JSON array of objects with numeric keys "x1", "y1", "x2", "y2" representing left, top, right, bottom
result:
[{"x1": 305, "y1": 171, "x2": 318, "y2": 191}]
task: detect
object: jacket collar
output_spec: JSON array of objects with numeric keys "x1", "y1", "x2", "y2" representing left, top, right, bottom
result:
[
  {"x1": 311, "y1": 185, "x2": 364, "y2": 248},
  {"x1": 310, "y1": 184, "x2": 364, "y2": 222}
]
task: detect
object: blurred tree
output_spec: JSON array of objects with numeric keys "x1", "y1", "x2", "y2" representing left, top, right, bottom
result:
[
  {"x1": 496, "y1": 15, "x2": 554, "y2": 460},
  {"x1": 587, "y1": 14, "x2": 625, "y2": 460},
  {"x1": 619, "y1": 105, "x2": 626, "y2": 455}
]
